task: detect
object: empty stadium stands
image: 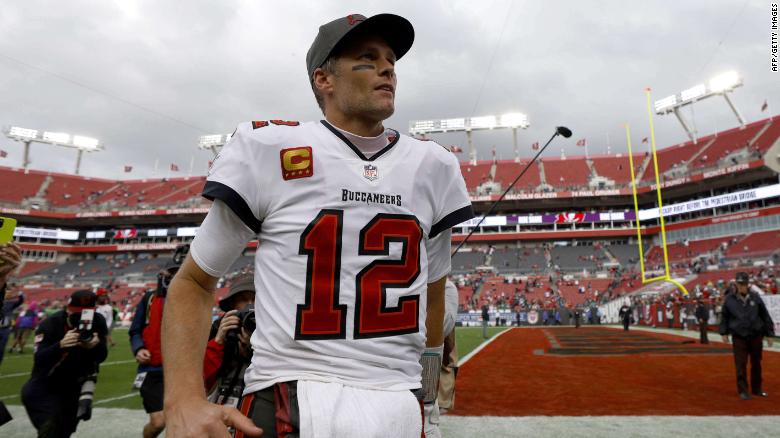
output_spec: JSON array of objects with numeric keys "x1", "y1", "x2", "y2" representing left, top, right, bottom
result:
[
  {"x1": 689, "y1": 120, "x2": 768, "y2": 170},
  {"x1": 724, "y1": 229, "x2": 780, "y2": 258},
  {"x1": 459, "y1": 161, "x2": 492, "y2": 193},
  {"x1": 590, "y1": 155, "x2": 643, "y2": 185},
  {"x1": 542, "y1": 157, "x2": 591, "y2": 188},
  {"x1": 452, "y1": 250, "x2": 486, "y2": 274},
  {"x1": 493, "y1": 160, "x2": 541, "y2": 193},
  {"x1": 549, "y1": 245, "x2": 606, "y2": 271},
  {"x1": 43, "y1": 173, "x2": 116, "y2": 207},
  {"x1": 0, "y1": 167, "x2": 46, "y2": 204},
  {"x1": 491, "y1": 247, "x2": 547, "y2": 273}
]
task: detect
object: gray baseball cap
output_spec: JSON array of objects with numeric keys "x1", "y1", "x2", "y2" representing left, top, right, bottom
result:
[
  {"x1": 306, "y1": 13, "x2": 415, "y2": 82},
  {"x1": 219, "y1": 273, "x2": 255, "y2": 311}
]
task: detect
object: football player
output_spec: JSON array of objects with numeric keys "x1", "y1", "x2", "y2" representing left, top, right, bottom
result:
[{"x1": 162, "y1": 13, "x2": 473, "y2": 438}]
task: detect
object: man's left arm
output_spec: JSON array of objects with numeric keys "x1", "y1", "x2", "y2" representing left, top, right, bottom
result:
[
  {"x1": 426, "y1": 277, "x2": 446, "y2": 348},
  {"x1": 756, "y1": 296, "x2": 775, "y2": 340}
]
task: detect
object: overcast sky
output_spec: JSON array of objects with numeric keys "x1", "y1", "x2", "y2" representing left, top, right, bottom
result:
[{"x1": 0, "y1": 0, "x2": 777, "y2": 180}]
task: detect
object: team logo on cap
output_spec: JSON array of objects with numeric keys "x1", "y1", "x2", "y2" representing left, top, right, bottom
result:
[
  {"x1": 280, "y1": 146, "x2": 313, "y2": 180},
  {"x1": 346, "y1": 14, "x2": 365, "y2": 26},
  {"x1": 363, "y1": 164, "x2": 378, "y2": 181}
]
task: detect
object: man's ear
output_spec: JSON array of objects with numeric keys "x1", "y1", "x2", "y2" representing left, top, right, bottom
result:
[{"x1": 313, "y1": 67, "x2": 336, "y2": 96}]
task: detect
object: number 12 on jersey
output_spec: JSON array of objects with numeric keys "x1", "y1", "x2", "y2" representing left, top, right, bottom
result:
[{"x1": 295, "y1": 209, "x2": 423, "y2": 340}]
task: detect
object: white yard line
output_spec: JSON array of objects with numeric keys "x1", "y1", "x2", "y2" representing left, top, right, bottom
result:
[
  {"x1": 458, "y1": 327, "x2": 513, "y2": 367},
  {"x1": 0, "y1": 359, "x2": 135, "y2": 379},
  {"x1": 94, "y1": 392, "x2": 138, "y2": 405}
]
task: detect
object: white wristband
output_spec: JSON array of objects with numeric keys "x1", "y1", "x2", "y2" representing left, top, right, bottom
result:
[{"x1": 420, "y1": 345, "x2": 444, "y2": 404}]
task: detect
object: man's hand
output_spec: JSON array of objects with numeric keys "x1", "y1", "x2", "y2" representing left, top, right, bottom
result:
[
  {"x1": 721, "y1": 335, "x2": 729, "y2": 344},
  {"x1": 60, "y1": 329, "x2": 81, "y2": 349},
  {"x1": 0, "y1": 243, "x2": 22, "y2": 280},
  {"x1": 135, "y1": 348, "x2": 151, "y2": 364},
  {"x1": 165, "y1": 397, "x2": 262, "y2": 438},
  {"x1": 768, "y1": 337, "x2": 774, "y2": 348},
  {"x1": 80, "y1": 333, "x2": 100, "y2": 349},
  {"x1": 238, "y1": 328, "x2": 251, "y2": 357},
  {"x1": 214, "y1": 310, "x2": 240, "y2": 345}
]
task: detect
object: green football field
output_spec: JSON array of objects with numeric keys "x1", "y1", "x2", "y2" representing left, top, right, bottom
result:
[{"x1": 0, "y1": 326, "x2": 507, "y2": 410}]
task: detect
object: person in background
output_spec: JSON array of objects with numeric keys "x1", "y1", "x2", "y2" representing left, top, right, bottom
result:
[
  {"x1": 203, "y1": 274, "x2": 255, "y2": 405},
  {"x1": 481, "y1": 301, "x2": 490, "y2": 339},
  {"x1": 619, "y1": 301, "x2": 631, "y2": 331},
  {"x1": 0, "y1": 242, "x2": 22, "y2": 366},
  {"x1": 719, "y1": 272, "x2": 775, "y2": 400},
  {"x1": 10, "y1": 301, "x2": 38, "y2": 354},
  {"x1": 21, "y1": 290, "x2": 108, "y2": 437},
  {"x1": 695, "y1": 298, "x2": 709, "y2": 344},
  {"x1": 425, "y1": 280, "x2": 459, "y2": 437},
  {"x1": 130, "y1": 262, "x2": 179, "y2": 438},
  {"x1": 95, "y1": 288, "x2": 116, "y2": 347}
]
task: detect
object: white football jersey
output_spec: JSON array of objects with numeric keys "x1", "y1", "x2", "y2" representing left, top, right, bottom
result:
[{"x1": 203, "y1": 119, "x2": 473, "y2": 393}]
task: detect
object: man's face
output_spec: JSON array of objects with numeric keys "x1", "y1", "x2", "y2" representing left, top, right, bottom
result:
[
  {"x1": 325, "y1": 34, "x2": 397, "y2": 122},
  {"x1": 737, "y1": 283, "x2": 748, "y2": 295}
]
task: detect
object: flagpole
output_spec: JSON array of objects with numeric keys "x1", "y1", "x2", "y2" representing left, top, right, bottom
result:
[
  {"x1": 153, "y1": 158, "x2": 159, "y2": 176},
  {"x1": 606, "y1": 132, "x2": 611, "y2": 155},
  {"x1": 188, "y1": 155, "x2": 194, "y2": 177}
]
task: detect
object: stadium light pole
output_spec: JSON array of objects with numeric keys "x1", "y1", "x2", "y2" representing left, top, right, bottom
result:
[
  {"x1": 198, "y1": 134, "x2": 231, "y2": 157},
  {"x1": 409, "y1": 113, "x2": 529, "y2": 165},
  {"x1": 654, "y1": 71, "x2": 745, "y2": 144},
  {"x1": 2, "y1": 126, "x2": 103, "y2": 174}
]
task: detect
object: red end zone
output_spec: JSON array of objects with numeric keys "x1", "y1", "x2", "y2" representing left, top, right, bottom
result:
[{"x1": 453, "y1": 327, "x2": 780, "y2": 416}]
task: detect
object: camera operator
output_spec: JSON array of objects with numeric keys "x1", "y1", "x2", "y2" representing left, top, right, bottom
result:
[
  {"x1": 203, "y1": 273, "x2": 256, "y2": 406},
  {"x1": 129, "y1": 244, "x2": 188, "y2": 438},
  {"x1": 21, "y1": 290, "x2": 107, "y2": 437}
]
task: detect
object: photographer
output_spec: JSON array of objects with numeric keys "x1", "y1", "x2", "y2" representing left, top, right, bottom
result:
[
  {"x1": 21, "y1": 290, "x2": 107, "y2": 437},
  {"x1": 203, "y1": 273, "x2": 255, "y2": 406},
  {"x1": 129, "y1": 245, "x2": 188, "y2": 438}
]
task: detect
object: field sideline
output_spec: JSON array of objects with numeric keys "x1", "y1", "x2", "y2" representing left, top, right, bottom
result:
[
  {"x1": 0, "y1": 326, "x2": 507, "y2": 410},
  {"x1": 3, "y1": 326, "x2": 780, "y2": 437}
]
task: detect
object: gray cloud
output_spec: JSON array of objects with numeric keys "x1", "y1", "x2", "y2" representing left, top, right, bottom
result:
[{"x1": 0, "y1": 0, "x2": 776, "y2": 178}]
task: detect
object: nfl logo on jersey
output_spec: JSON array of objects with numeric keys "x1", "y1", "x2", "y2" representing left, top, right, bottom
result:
[{"x1": 363, "y1": 164, "x2": 378, "y2": 181}]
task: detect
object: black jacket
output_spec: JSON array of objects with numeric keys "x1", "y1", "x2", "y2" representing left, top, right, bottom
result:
[
  {"x1": 718, "y1": 292, "x2": 775, "y2": 338},
  {"x1": 619, "y1": 305, "x2": 631, "y2": 321},
  {"x1": 28, "y1": 310, "x2": 108, "y2": 388},
  {"x1": 694, "y1": 303, "x2": 708, "y2": 321}
]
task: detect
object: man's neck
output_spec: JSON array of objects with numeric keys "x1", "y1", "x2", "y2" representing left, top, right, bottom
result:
[{"x1": 325, "y1": 114, "x2": 384, "y2": 137}]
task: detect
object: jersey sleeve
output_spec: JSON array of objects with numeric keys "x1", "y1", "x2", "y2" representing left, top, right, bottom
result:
[
  {"x1": 429, "y1": 152, "x2": 474, "y2": 239},
  {"x1": 190, "y1": 199, "x2": 256, "y2": 278},
  {"x1": 202, "y1": 122, "x2": 265, "y2": 234}
]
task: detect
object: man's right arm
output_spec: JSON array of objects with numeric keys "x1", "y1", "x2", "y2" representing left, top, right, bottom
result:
[
  {"x1": 162, "y1": 197, "x2": 261, "y2": 437},
  {"x1": 162, "y1": 255, "x2": 261, "y2": 437}
]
